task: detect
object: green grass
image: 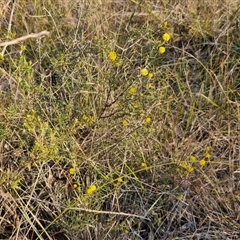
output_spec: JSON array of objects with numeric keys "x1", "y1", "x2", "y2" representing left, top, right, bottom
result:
[{"x1": 0, "y1": 0, "x2": 240, "y2": 239}]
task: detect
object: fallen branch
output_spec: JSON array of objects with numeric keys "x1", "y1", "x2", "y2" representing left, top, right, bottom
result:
[
  {"x1": 68, "y1": 207, "x2": 150, "y2": 220},
  {"x1": 0, "y1": 30, "x2": 50, "y2": 47}
]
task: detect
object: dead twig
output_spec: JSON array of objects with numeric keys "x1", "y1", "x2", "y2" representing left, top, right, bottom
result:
[{"x1": 0, "y1": 30, "x2": 50, "y2": 47}]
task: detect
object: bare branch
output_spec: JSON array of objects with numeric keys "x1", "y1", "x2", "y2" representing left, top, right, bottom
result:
[{"x1": 0, "y1": 31, "x2": 50, "y2": 47}]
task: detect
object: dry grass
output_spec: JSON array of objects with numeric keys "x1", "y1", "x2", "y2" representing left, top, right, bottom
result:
[{"x1": 0, "y1": 0, "x2": 240, "y2": 239}]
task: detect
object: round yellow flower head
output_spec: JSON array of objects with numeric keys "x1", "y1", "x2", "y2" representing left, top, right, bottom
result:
[
  {"x1": 129, "y1": 87, "x2": 137, "y2": 95},
  {"x1": 158, "y1": 46, "x2": 166, "y2": 54},
  {"x1": 163, "y1": 21, "x2": 168, "y2": 28},
  {"x1": 148, "y1": 73, "x2": 154, "y2": 78},
  {"x1": 122, "y1": 119, "x2": 129, "y2": 126},
  {"x1": 204, "y1": 152, "x2": 211, "y2": 159},
  {"x1": 108, "y1": 51, "x2": 117, "y2": 62},
  {"x1": 162, "y1": 33, "x2": 171, "y2": 42},
  {"x1": 144, "y1": 117, "x2": 151, "y2": 124},
  {"x1": 86, "y1": 185, "x2": 97, "y2": 195},
  {"x1": 115, "y1": 61, "x2": 121, "y2": 67},
  {"x1": 69, "y1": 168, "x2": 75, "y2": 175},
  {"x1": 180, "y1": 161, "x2": 194, "y2": 173},
  {"x1": 141, "y1": 162, "x2": 147, "y2": 168},
  {"x1": 190, "y1": 155, "x2": 197, "y2": 162},
  {"x1": 199, "y1": 159, "x2": 207, "y2": 167},
  {"x1": 187, "y1": 165, "x2": 194, "y2": 173},
  {"x1": 140, "y1": 68, "x2": 149, "y2": 76},
  {"x1": 180, "y1": 161, "x2": 188, "y2": 169},
  {"x1": 205, "y1": 146, "x2": 211, "y2": 152},
  {"x1": 147, "y1": 83, "x2": 153, "y2": 89},
  {"x1": 117, "y1": 177, "x2": 123, "y2": 183}
]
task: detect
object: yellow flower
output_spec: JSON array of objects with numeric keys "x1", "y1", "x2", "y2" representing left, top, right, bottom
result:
[
  {"x1": 73, "y1": 183, "x2": 78, "y2": 189},
  {"x1": 116, "y1": 177, "x2": 123, "y2": 183},
  {"x1": 86, "y1": 185, "x2": 97, "y2": 195},
  {"x1": 108, "y1": 51, "x2": 117, "y2": 61},
  {"x1": 69, "y1": 168, "x2": 75, "y2": 175},
  {"x1": 93, "y1": 35, "x2": 98, "y2": 41},
  {"x1": 180, "y1": 161, "x2": 188, "y2": 169},
  {"x1": 82, "y1": 115, "x2": 88, "y2": 121},
  {"x1": 199, "y1": 159, "x2": 207, "y2": 167},
  {"x1": 0, "y1": 53, "x2": 4, "y2": 61},
  {"x1": 205, "y1": 146, "x2": 211, "y2": 152},
  {"x1": 162, "y1": 33, "x2": 171, "y2": 42},
  {"x1": 177, "y1": 194, "x2": 184, "y2": 200},
  {"x1": 148, "y1": 73, "x2": 154, "y2": 78},
  {"x1": 158, "y1": 46, "x2": 166, "y2": 54},
  {"x1": 190, "y1": 155, "x2": 197, "y2": 162},
  {"x1": 187, "y1": 165, "x2": 194, "y2": 173},
  {"x1": 122, "y1": 119, "x2": 129, "y2": 126},
  {"x1": 129, "y1": 87, "x2": 137, "y2": 95},
  {"x1": 144, "y1": 117, "x2": 151, "y2": 125},
  {"x1": 163, "y1": 21, "x2": 168, "y2": 28},
  {"x1": 20, "y1": 45, "x2": 26, "y2": 51},
  {"x1": 147, "y1": 83, "x2": 153, "y2": 89},
  {"x1": 180, "y1": 161, "x2": 194, "y2": 173},
  {"x1": 81, "y1": 115, "x2": 95, "y2": 124},
  {"x1": 74, "y1": 184, "x2": 80, "y2": 191},
  {"x1": 141, "y1": 162, "x2": 147, "y2": 168},
  {"x1": 204, "y1": 152, "x2": 211, "y2": 159},
  {"x1": 140, "y1": 68, "x2": 149, "y2": 76},
  {"x1": 115, "y1": 61, "x2": 121, "y2": 67}
]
